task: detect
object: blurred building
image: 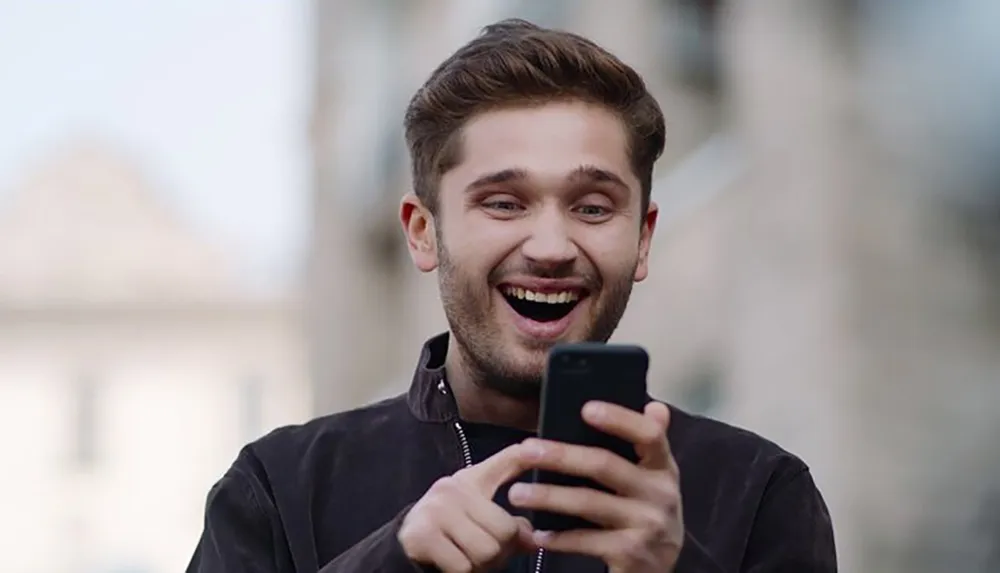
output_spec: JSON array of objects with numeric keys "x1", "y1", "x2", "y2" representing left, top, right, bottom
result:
[
  {"x1": 308, "y1": 1, "x2": 1000, "y2": 571},
  {"x1": 0, "y1": 143, "x2": 310, "y2": 573}
]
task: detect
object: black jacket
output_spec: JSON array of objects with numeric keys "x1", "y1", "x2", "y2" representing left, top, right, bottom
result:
[{"x1": 188, "y1": 334, "x2": 837, "y2": 572}]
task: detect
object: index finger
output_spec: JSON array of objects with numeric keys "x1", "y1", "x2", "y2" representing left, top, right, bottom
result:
[
  {"x1": 641, "y1": 401, "x2": 674, "y2": 469},
  {"x1": 459, "y1": 442, "x2": 531, "y2": 495},
  {"x1": 582, "y1": 401, "x2": 672, "y2": 470}
]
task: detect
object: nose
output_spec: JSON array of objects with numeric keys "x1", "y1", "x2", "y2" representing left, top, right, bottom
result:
[{"x1": 520, "y1": 207, "x2": 578, "y2": 268}]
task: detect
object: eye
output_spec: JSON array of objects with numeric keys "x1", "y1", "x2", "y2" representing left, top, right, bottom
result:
[
  {"x1": 575, "y1": 204, "x2": 611, "y2": 218},
  {"x1": 482, "y1": 199, "x2": 524, "y2": 213}
]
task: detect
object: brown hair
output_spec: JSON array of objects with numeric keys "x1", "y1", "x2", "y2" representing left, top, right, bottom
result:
[{"x1": 403, "y1": 18, "x2": 666, "y2": 214}]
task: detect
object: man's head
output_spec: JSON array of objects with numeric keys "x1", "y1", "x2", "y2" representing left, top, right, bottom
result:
[{"x1": 400, "y1": 19, "x2": 665, "y2": 398}]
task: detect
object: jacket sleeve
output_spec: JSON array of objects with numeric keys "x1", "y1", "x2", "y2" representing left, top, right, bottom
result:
[
  {"x1": 186, "y1": 461, "x2": 426, "y2": 573},
  {"x1": 317, "y1": 505, "x2": 429, "y2": 573},
  {"x1": 740, "y1": 468, "x2": 838, "y2": 572},
  {"x1": 186, "y1": 465, "x2": 292, "y2": 573}
]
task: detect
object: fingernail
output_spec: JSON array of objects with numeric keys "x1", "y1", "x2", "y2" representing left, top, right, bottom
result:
[
  {"x1": 508, "y1": 483, "x2": 531, "y2": 503},
  {"x1": 583, "y1": 401, "x2": 604, "y2": 419},
  {"x1": 533, "y1": 530, "x2": 553, "y2": 544}
]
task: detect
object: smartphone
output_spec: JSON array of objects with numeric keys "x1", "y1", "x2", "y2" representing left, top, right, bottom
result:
[{"x1": 529, "y1": 342, "x2": 650, "y2": 532}]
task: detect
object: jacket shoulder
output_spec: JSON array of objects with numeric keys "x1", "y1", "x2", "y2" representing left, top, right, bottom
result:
[
  {"x1": 667, "y1": 405, "x2": 810, "y2": 478},
  {"x1": 237, "y1": 393, "x2": 412, "y2": 474}
]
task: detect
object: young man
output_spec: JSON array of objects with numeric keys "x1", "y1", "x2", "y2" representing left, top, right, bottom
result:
[{"x1": 188, "y1": 19, "x2": 836, "y2": 573}]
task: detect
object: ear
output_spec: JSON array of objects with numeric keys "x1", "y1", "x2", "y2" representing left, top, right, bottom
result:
[
  {"x1": 400, "y1": 193, "x2": 439, "y2": 273},
  {"x1": 633, "y1": 201, "x2": 659, "y2": 283}
]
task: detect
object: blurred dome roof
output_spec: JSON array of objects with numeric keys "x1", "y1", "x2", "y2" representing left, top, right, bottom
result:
[{"x1": 0, "y1": 140, "x2": 245, "y2": 306}]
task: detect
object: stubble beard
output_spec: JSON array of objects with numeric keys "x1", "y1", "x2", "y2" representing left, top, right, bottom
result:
[{"x1": 436, "y1": 242, "x2": 637, "y2": 401}]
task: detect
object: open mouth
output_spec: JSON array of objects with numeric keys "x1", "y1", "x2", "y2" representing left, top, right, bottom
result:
[{"x1": 500, "y1": 285, "x2": 585, "y2": 323}]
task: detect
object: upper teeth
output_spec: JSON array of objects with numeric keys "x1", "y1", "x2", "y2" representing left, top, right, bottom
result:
[{"x1": 502, "y1": 286, "x2": 580, "y2": 304}]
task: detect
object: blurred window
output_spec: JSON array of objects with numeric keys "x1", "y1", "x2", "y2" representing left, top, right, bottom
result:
[
  {"x1": 661, "y1": 0, "x2": 724, "y2": 95},
  {"x1": 675, "y1": 359, "x2": 725, "y2": 416},
  {"x1": 238, "y1": 375, "x2": 264, "y2": 443},
  {"x1": 71, "y1": 375, "x2": 98, "y2": 470},
  {"x1": 980, "y1": 489, "x2": 1000, "y2": 570}
]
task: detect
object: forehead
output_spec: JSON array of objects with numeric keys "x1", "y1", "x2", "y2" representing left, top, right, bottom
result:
[{"x1": 445, "y1": 101, "x2": 637, "y2": 190}]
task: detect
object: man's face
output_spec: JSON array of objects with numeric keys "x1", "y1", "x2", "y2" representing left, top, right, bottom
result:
[{"x1": 402, "y1": 101, "x2": 657, "y2": 398}]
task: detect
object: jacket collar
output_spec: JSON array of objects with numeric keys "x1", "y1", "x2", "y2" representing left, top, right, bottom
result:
[{"x1": 406, "y1": 332, "x2": 462, "y2": 423}]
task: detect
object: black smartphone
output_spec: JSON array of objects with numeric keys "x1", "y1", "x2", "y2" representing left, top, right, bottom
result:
[{"x1": 529, "y1": 342, "x2": 650, "y2": 532}]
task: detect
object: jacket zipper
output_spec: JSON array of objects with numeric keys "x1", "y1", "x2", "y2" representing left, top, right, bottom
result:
[
  {"x1": 453, "y1": 420, "x2": 473, "y2": 467},
  {"x1": 439, "y1": 380, "x2": 546, "y2": 573},
  {"x1": 532, "y1": 545, "x2": 545, "y2": 572}
]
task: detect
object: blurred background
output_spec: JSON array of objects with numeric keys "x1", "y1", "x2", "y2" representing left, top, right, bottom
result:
[{"x1": 1, "y1": 0, "x2": 998, "y2": 571}]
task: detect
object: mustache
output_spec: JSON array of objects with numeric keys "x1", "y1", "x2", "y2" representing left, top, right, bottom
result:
[{"x1": 487, "y1": 260, "x2": 602, "y2": 291}]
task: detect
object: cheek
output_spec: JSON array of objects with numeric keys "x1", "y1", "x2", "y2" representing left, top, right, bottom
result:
[
  {"x1": 448, "y1": 217, "x2": 521, "y2": 260},
  {"x1": 600, "y1": 257, "x2": 640, "y2": 284},
  {"x1": 439, "y1": 228, "x2": 477, "y2": 265},
  {"x1": 581, "y1": 230, "x2": 641, "y2": 278}
]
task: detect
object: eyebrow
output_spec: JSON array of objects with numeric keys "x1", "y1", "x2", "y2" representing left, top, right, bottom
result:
[
  {"x1": 464, "y1": 168, "x2": 529, "y2": 192},
  {"x1": 464, "y1": 165, "x2": 629, "y2": 193},
  {"x1": 567, "y1": 164, "x2": 629, "y2": 190}
]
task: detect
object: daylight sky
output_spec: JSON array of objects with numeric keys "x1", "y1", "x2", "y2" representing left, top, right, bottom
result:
[{"x1": 0, "y1": 1, "x2": 309, "y2": 290}]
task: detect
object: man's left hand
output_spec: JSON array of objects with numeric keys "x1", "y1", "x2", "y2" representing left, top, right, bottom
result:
[{"x1": 508, "y1": 401, "x2": 684, "y2": 572}]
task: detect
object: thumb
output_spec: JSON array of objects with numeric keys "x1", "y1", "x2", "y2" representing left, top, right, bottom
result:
[{"x1": 514, "y1": 517, "x2": 538, "y2": 551}]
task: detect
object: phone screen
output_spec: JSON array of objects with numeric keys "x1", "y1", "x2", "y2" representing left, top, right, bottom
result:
[{"x1": 530, "y1": 342, "x2": 649, "y2": 532}]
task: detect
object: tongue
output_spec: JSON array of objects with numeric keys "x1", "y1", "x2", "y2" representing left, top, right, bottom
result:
[{"x1": 507, "y1": 296, "x2": 575, "y2": 322}]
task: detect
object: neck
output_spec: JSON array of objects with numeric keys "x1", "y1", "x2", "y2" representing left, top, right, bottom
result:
[{"x1": 444, "y1": 338, "x2": 539, "y2": 432}]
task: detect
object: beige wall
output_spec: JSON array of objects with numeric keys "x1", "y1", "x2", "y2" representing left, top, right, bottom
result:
[{"x1": 0, "y1": 306, "x2": 309, "y2": 573}]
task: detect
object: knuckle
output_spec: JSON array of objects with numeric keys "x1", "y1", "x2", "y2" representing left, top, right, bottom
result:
[
  {"x1": 480, "y1": 538, "x2": 503, "y2": 560},
  {"x1": 417, "y1": 495, "x2": 445, "y2": 515},
  {"x1": 637, "y1": 423, "x2": 662, "y2": 445},
  {"x1": 592, "y1": 451, "x2": 617, "y2": 476},
  {"x1": 665, "y1": 488, "x2": 682, "y2": 516},
  {"x1": 538, "y1": 440, "x2": 561, "y2": 461},
  {"x1": 621, "y1": 530, "x2": 649, "y2": 560},
  {"x1": 667, "y1": 457, "x2": 681, "y2": 476},
  {"x1": 466, "y1": 541, "x2": 501, "y2": 569},
  {"x1": 654, "y1": 486, "x2": 683, "y2": 522},
  {"x1": 398, "y1": 521, "x2": 432, "y2": 557},
  {"x1": 643, "y1": 428, "x2": 663, "y2": 446},
  {"x1": 650, "y1": 474, "x2": 679, "y2": 504},
  {"x1": 429, "y1": 476, "x2": 468, "y2": 501},
  {"x1": 401, "y1": 508, "x2": 431, "y2": 534},
  {"x1": 636, "y1": 506, "x2": 668, "y2": 531},
  {"x1": 499, "y1": 517, "x2": 520, "y2": 540},
  {"x1": 592, "y1": 450, "x2": 619, "y2": 478},
  {"x1": 432, "y1": 475, "x2": 458, "y2": 492},
  {"x1": 666, "y1": 500, "x2": 683, "y2": 522}
]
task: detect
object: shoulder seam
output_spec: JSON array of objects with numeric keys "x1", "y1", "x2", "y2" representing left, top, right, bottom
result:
[
  {"x1": 763, "y1": 465, "x2": 812, "y2": 500},
  {"x1": 230, "y1": 447, "x2": 270, "y2": 519}
]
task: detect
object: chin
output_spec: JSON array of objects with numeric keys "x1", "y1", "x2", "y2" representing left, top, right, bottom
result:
[{"x1": 504, "y1": 339, "x2": 551, "y2": 369}]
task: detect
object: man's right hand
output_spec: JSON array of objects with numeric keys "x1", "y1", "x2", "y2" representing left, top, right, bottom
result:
[{"x1": 398, "y1": 443, "x2": 536, "y2": 572}]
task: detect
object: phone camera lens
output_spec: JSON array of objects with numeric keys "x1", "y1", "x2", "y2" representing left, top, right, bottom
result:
[{"x1": 576, "y1": 358, "x2": 588, "y2": 367}]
